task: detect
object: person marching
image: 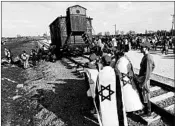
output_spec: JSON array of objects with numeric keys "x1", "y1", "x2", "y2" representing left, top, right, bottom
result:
[
  {"x1": 152, "y1": 36, "x2": 156, "y2": 51},
  {"x1": 96, "y1": 36, "x2": 104, "y2": 56},
  {"x1": 112, "y1": 36, "x2": 117, "y2": 50},
  {"x1": 172, "y1": 37, "x2": 175, "y2": 54},
  {"x1": 161, "y1": 36, "x2": 169, "y2": 55},
  {"x1": 137, "y1": 42, "x2": 155, "y2": 117},
  {"x1": 124, "y1": 37, "x2": 129, "y2": 52},
  {"x1": 21, "y1": 51, "x2": 29, "y2": 69},
  {"x1": 95, "y1": 55, "x2": 128, "y2": 126}
]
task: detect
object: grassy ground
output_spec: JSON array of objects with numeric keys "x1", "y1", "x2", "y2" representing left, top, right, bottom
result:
[
  {"x1": 1, "y1": 40, "x2": 38, "y2": 126},
  {"x1": 1, "y1": 39, "x2": 37, "y2": 58}
]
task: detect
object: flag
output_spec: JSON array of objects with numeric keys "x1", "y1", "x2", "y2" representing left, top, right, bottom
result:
[
  {"x1": 95, "y1": 66, "x2": 128, "y2": 126},
  {"x1": 84, "y1": 68, "x2": 99, "y2": 98},
  {"x1": 115, "y1": 56, "x2": 143, "y2": 112}
]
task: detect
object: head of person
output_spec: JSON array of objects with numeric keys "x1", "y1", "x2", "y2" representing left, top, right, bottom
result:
[
  {"x1": 4, "y1": 47, "x2": 8, "y2": 51},
  {"x1": 140, "y1": 42, "x2": 151, "y2": 54},
  {"x1": 101, "y1": 55, "x2": 112, "y2": 66},
  {"x1": 8, "y1": 49, "x2": 12, "y2": 53},
  {"x1": 89, "y1": 53, "x2": 98, "y2": 62},
  {"x1": 102, "y1": 47, "x2": 108, "y2": 54},
  {"x1": 114, "y1": 49, "x2": 125, "y2": 61},
  {"x1": 23, "y1": 51, "x2": 26, "y2": 54},
  {"x1": 32, "y1": 49, "x2": 36, "y2": 53},
  {"x1": 96, "y1": 36, "x2": 99, "y2": 41}
]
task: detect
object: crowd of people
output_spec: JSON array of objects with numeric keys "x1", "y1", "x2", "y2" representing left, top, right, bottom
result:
[
  {"x1": 84, "y1": 37, "x2": 156, "y2": 126},
  {"x1": 2, "y1": 44, "x2": 57, "y2": 69},
  {"x1": 88, "y1": 34, "x2": 175, "y2": 56}
]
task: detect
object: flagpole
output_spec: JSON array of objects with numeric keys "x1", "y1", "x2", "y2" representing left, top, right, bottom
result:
[
  {"x1": 172, "y1": 1, "x2": 175, "y2": 53},
  {"x1": 171, "y1": 2, "x2": 175, "y2": 37}
]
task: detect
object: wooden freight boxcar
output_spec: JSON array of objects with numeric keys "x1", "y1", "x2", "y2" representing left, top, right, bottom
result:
[
  {"x1": 49, "y1": 16, "x2": 67, "y2": 57},
  {"x1": 49, "y1": 5, "x2": 93, "y2": 58}
]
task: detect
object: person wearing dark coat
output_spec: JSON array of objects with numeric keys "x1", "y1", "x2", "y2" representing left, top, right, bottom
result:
[
  {"x1": 136, "y1": 42, "x2": 155, "y2": 117},
  {"x1": 30, "y1": 49, "x2": 37, "y2": 66},
  {"x1": 161, "y1": 36, "x2": 169, "y2": 55},
  {"x1": 172, "y1": 37, "x2": 175, "y2": 54}
]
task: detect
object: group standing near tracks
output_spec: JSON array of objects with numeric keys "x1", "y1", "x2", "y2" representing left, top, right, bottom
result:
[{"x1": 80, "y1": 40, "x2": 157, "y2": 126}]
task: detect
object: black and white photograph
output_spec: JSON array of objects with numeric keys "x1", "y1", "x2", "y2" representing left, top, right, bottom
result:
[{"x1": 1, "y1": 1, "x2": 175, "y2": 126}]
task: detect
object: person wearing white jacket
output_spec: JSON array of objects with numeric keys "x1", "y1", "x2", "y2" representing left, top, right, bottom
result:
[{"x1": 21, "y1": 51, "x2": 29, "y2": 69}]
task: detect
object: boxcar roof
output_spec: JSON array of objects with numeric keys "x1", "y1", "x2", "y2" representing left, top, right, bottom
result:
[
  {"x1": 67, "y1": 5, "x2": 87, "y2": 10},
  {"x1": 49, "y1": 16, "x2": 66, "y2": 27}
]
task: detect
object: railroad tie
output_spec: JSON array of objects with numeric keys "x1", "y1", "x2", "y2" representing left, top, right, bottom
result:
[
  {"x1": 76, "y1": 67, "x2": 84, "y2": 72},
  {"x1": 150, "y1": 92, "x2": 174, "y2": 103},
  {"x1": 150, "y1": 86, "x2": 161, "y2": 92},
  {"x1": 164, "y1": 104, "x2": 174, "y2": 114},
  {"x1": 68, "y1": 63, "x2": 76, "y2": 68}
]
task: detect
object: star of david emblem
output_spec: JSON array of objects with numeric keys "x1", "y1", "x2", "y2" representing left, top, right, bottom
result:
[
  {"x1": 98, "y1": 84, "x2": 114, "y2": 102},
  {"x1": 120, "y1": 73, "x2": 132, "y2": 86}
]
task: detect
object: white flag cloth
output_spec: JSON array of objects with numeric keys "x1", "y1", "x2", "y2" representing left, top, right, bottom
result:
[
  {"x1": 115, "y1": 56, "x2": 143, "y2": 112},
  {"x1": 96, "y1": 66, "x2": 128, "y2": 126},
  {"x1": 84, "y1": 68, "x2": 99, "y2": 98}
]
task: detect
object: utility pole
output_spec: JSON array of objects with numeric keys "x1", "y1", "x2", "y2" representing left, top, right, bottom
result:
[
  {"x1": 171, "y1": 14, "x2": 174, "y2": 36},
  {"x1": 171, "y1": 1, "x2": 175, "y2": 36},
  {"x1": 114, "y1": 24, "x2": 116, "y2": 35},
  {"x1": 171, "y1": 14, "x2": 174, "y2": 29},
  {"x1": 174, "y1": 1, "x2": 175, "y2": 31},
  {"x1": 145, "y1": 29, "x2": 148, "y2": 42}
]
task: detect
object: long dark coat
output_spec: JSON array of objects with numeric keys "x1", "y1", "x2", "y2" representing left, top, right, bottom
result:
[{"x1": 137, "y1": 53, "x2": 155, "y2": 103}]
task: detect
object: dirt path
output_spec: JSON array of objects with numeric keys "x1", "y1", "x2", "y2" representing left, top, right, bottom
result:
[{"x1": 21, "y1": 59, "x2": 98, "y2": 126}]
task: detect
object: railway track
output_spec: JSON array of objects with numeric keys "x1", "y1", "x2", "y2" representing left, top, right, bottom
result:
[{"x1": 39, "y1": 41, "x2": 174, "y2": 125}]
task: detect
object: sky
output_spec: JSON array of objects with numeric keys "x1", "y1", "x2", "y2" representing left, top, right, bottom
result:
[{"x1": 1, "y1": 1, "x2": 174, "y2": 37}]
